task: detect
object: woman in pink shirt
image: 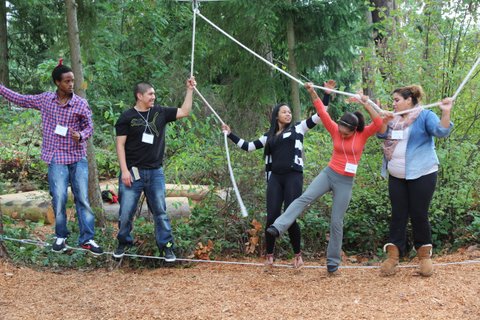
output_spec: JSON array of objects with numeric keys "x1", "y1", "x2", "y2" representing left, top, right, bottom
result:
[{"x1": 267, "y1": 82, "x2": 383, "y2": 274}]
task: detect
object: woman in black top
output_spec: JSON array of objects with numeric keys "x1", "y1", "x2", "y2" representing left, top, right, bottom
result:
[{"x1": 222, "y1": 81, "x2": 334, "y2": 268}]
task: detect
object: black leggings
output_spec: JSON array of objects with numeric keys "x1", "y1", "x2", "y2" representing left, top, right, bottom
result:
[
  {"x1": 265, "y1": 171, "x2": 303, "y2": 255},
  {"x1": 388, "y1": 172, "x2": 437, "y2": 256}
]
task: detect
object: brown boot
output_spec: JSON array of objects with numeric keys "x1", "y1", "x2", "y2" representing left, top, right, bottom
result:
[
  {"x1": 380, "y1": 243, "x2": 399, "y2": 276},
  {"x1": 417, "y1": 244, "x2": 433, "y2": 277}
]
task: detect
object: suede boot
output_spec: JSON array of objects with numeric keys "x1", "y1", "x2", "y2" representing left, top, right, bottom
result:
[
  {"x1": 380, "y1": 243, "x2": 399, "y2": 276},
  {"x1": 417, "y1": 244, "x2": 433, "y2": 277}
]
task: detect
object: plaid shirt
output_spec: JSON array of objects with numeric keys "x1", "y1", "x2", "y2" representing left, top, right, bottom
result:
[{"x1": 0, "y1": 85, "x2": 93, "y2": 164}]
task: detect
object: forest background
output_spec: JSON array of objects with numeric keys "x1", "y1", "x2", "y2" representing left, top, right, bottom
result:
[{"x1": 0, "y1": 0, "x2": 479, "y2": 268}]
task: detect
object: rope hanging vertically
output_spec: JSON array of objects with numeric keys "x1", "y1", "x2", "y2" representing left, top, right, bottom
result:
[
  {"x1": 190, "y1": 1, "x2": 198, "y2": 77},
  {"x1": 189, "y1": 3, "x2": 248, "y2": 217},
  {"x1": 193, "y1": 88, "x2": 248, "y2": 217}
]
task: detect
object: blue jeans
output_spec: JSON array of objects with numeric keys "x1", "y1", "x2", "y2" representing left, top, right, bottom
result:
[
  {"x1": 48, "y1": 157, "x2": 95, "y2": 244},
  {"x1": 117, "y1": 167, "x2": 173, "y2": 249}
]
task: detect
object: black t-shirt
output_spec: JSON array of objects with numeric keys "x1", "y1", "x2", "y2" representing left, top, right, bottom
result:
[{"x1": 115, "y1": 105, "x2": 178, "y2": 169}]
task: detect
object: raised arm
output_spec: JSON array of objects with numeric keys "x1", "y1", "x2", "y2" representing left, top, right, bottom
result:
[
  {"x1": 349, "y1": 92, "x2": 386, "y2": 135},
  {"x1": 176, "y1": 77, "x2": 196, "y2": 119},
  {"x1": 304, "y1": 82, "x2": 338, "y2": 135},
  {"x1": 439, "y1": 97, "x2": 453, "y2": 129},
  {"x1": 0, "y1": 84, "x2": 43, "y2": 110}
]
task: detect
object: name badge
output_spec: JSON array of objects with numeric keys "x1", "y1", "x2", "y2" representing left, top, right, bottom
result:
[
  {"x1": 345, "y1": 163, "x2": 358, "y2": 174},
  {"x1": 142, "y1": 133, "x2": 154, "y2": 144},
  {"x1": 391, "y1": 130, "x2": 404, "y2": 140},
  {"x1": 283, "y1": 132, "x2": 291, "y2": 139},
  {"x1": 55, "y1": 124, "x2": 68, "y2": 137}
]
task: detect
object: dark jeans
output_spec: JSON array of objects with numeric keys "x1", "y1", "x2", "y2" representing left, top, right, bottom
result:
[
  {"x1": 388, "y1": 172, "x2": 437, "y2": 256},
  {"x1": 265, "y1": 171, "x2": 303, "y2": 255},
  {"x1": 117, "y1": 167, "x2": 173, "y2": 249}
]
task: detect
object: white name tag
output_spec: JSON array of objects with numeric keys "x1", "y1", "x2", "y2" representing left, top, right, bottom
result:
[
  {"x1": 391, "y1": 130, "x2": 404, "y2": 140},
  {"x1": 142, "y1": 133, "x2": 154, "y2": 144},
  {"x1": 283, "y1": 132, "x2": 291, "y2": 139},
  {"x1": 345, "y1": 163, "x2": 358, "y2": 174},
  {"x1": 55, "y1": 124, "x2": 68, "y2": 137}
]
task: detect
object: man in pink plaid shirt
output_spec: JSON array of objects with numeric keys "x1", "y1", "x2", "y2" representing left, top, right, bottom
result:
[{"x1": 0, "y1": 61, "x2": 103, "y2": 254}]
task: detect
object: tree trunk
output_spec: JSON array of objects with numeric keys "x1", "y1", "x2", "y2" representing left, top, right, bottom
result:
[
  {"x1": 286, "y1": 0, "x2": 301, "y2": 121},
  {"x1": 362, "y1": 9, "x2": 375, "y2": 97},
  {"x1": 0, "y1": 0, "x2": 9, "y2": 86},
  {"x1": 365, "y1": 0, "x2": 397, "y2": 91},
  {"x1": 0, "y1": 203, "x2": 9, "y2": 259},
  {"x1": 65, "y1": 0, "x2": 106, "y2": 227}
]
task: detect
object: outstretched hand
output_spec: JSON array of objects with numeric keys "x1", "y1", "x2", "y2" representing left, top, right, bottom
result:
[
  {"x1": 304, "y1": 82, "x2": 314, "y2": 91},
  {"x1": 346, "y1": 91, "x2": 369, "y2": 105},
  {"x1": 439, "y1": 97, "x2": 454, "y2": 112},
  {"x1": 186, "y1": 77, "x2": 196, "y2": 90},
  {"x1": 222, "y1": 124, "x2": 231, "y2": 134},
  {"x1": 323, "y1": 80, "x2": 336, "y2": 94}
]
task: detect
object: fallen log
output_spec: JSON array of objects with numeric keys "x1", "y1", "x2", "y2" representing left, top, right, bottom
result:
[
  {"x1": 99, "y1": 179, "x2": 212, "y2": 201},
  {"x1": 0, "y1": 191, "x2": 192, "y2": 224},
  {"x1": 0, "y1": 191, "x2": 55, "y2": 224}
]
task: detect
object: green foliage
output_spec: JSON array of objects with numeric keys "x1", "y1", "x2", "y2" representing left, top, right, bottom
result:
[
  {"x1": 1, "y1": 0, "x2": 479, "y2": 269},
  {"x1": 164, "y1": 110, "x2": 227, "y2": 185},
  {"x1": 0, "y1": 107, "x2": 47, "y2": 193},
  {"x1": 2, "y1": 216, "x2": 116, "y2": 269}
]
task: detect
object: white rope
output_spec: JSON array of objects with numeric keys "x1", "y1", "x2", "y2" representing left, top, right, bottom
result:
[
  {"x1": 223, "y1": 132, "x2": 248, "y2": 217},
  {"x1": 189, "y1": 5, "x2": 248, "y2": 217},
  {"x1": 393, "y1": 55, "x2": 480, "y2": 116},
  {"x1": 189, "y1": 4, "x2": 198, "y2": 77},
  {"x1": 193, "y1": 87, "x2": 225, "y2": 124},
  {"x1": 452, "y1": 55, "x2": 480, "y2": 100},
  {"x1": 196, "y1": 12, "x2": 302, "y2": 85},
  {"x1": 3, "y1": 236, "x2": 480, "y2": 269},
  {"x1": 193, "y1": 87, "x2": 248, "y2": 217},
  {"x1": 195, "y1": 11, "x2": 383, "y2": 113}
]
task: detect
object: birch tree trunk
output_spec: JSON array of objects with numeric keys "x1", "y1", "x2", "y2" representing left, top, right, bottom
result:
[{"x1": 65, "y1": 0, "x2": 106, "y2": 227}]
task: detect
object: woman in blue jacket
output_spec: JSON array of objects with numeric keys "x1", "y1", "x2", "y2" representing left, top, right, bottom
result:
[{"x1": 377, "y1": 85, "x2": 453, "y2": 277}]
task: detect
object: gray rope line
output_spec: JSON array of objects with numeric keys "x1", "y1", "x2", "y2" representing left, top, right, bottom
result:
[{"x1": 2, "y1": 236, "x2": 479, "y2": 269}]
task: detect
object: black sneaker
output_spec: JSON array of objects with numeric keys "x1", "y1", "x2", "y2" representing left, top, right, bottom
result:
[
  {"x1": 113, "y1": 244, "x2": 127, "y2": 259},
  {"x1": 163, "y1": 242, "x2": 176, "y2": 262},
  {"x1": 81, "y1": 239, "x2": 103, "y2": 255},
  {"x1": 52, "y1": 237, "x2": 67, "y2": 253},
  {"x1": 266, "y1": 226, "x2": 280, "y2": 237},
  {"x1": 327, "y1": 264, "x2": 339, "y2": 275}
]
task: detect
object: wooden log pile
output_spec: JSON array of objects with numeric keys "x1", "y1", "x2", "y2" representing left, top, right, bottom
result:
[{"x1": 0, "y1": 180, "x2": 216, "y2": 224}]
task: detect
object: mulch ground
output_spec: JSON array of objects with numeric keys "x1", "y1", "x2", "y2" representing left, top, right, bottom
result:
[{"x1": 1, "y1": 248, "x2": 479, "y2": 320}]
